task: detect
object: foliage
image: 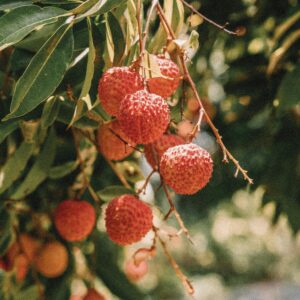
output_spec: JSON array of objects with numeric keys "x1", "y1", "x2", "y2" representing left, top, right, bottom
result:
[{"x1": 0, "y1": 0, "x2": 299, "y2": 299}]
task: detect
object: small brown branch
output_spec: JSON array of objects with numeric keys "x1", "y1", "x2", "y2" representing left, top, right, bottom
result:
[
  {"x1": 136, "y1": 169, "x2": 156, "y2": 194},
  {"x1": 187, "y1": 107, "x2": 205, "y2": 142},
  {"x1": 180, "y1": 0, "x2": 240, "y2": 36},
  {"x1": 155, "y1": 229, "x2": 195, "y2": 297},
  {"x1": 162, "y1": 182, "x2": 193, "y2": 244},
  {"x1": 157, "y1": 3, "x2": 253, "y2": 184}
]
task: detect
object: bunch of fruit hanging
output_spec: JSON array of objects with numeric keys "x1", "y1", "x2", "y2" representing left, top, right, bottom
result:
[{"x1": 0, "y1": 0, "x2": 251, "y2": 298}]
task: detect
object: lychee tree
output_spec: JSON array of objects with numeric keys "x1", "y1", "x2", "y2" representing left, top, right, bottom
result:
[{"x1": 0, "y1": 0, "x2": 299, "y2": 299}]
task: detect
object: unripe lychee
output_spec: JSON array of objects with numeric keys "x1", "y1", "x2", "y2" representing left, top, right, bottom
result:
[
  {"x1": 18, "y1": 234, "x2": 41, "y2": 262},
  {"x1": 160, "y1": 144, "x2": 213, "y2": 194},
  {"x1": 124, "y1": 259, "x2": 148, "y2": 282},
  {"x1": 54, "y1": 200, "x2": 96, "y2": 242},
  {"x1": 144, "y1": 134, "x2": 185, "y2": 169},
  {"x1": 97, "y1": 120, "x2": 136, "y2": 161},
  {"x1": 147, "y1": 56, "x2": 181, "y2": 98},
  {"x1": 118, "y1": 90, "x2": 170, "y2": 144},
  {"x1": 83, "y1": 288, "x2": 105, "y2": 300},
  {"x1": 105, "y1": 194, "x2": 153, "y2": 245},
  {"x1": 98, "y1": 67, "x2": 144, "y2": 116},
  {"x1": 34, "y1": 241, "x2": 68, "y2": 278}
]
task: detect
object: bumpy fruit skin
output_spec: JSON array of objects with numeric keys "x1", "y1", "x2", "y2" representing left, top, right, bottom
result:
[
  {"x1": 34, "y1": 241, "x2": 68, "y2": 278},
  {"x1": 118, "y1": 90, "x2": 170, "y2": 144},
  {"x1": 148, "y1": 56, "x2": 181, "y2": 98},
  {"x1": 124, "y1": 259, "x2": 148, "y2": 282},
  {"x1": 83, "y1": 289, "x2": 105, "y2": 300},
  {"x1": 98, "y1": 67, "x2": 144, "y2": 116},
  {"x1": 54, "y1": 200, "x2": 96, "y2": 242},
  {"x1": 105, "y1": 194, "x2": 153, "y2": 245},
  {"x1": 144, "y1": 134, "x2": 185, "y2": 168},
  {"x1": 97, "y1": 120, "x2": 136, "y2": 161},
  {"x1": 160, "y1": 144, "x2": 213, "y2": 194}
]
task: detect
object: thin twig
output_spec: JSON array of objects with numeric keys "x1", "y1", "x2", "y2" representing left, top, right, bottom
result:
[
  {"x1": 162, "y1": 181, "x2": 193, "y2": 244},
  {"x1": 105, "y1": 159, "x2": 131, "y2": 189},
  {"x1": 156, "y1": 3, "x2": 253, "y2": 184},
  {"x1": 136, "y1": 169, "x2": 156, "y2": 194},
  {"x1": 154, "y1": 228, "x2": 195, "y2": 297},
  {"x1": 180, "y1": 0, "x2": 240, "y2": 36}
]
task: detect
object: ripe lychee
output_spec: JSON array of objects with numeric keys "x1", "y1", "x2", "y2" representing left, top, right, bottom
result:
[
  {"x1": 54, "y1": 200, "x2": 96, "y2": 242},
  {"x1": 83, "y1": 288, "x2": 105, "y2": 300},
  {"x1": 34, "y1": 241, "x2": 68, "y2": 278},
  {"x1": 160, "y1": 144, "x2": 213, "y2": 194},
  {"x1": 124, "y1": 259, "x2": 148, "y2": 282},
  {"x1": 144, "y1": 134, "x2": 185, "y2": 169},
  {"x1": 118, "y1": 90, "x2": 170, "y2": 144},
  {"x1": 14, "y1": 254, "x2": 29, "y2": 282},
  {"x1": 97, "y1": 120, "x2": 136, "y2": 161},
  {"x1": 147, "y1": 56, "x2": 181, "y2": 98},
  {"x1": 105, "y1": 194, "x2": 153, "y2": 245},
  {"x1": 98, "y1": 67, "x2": 144, "y2": 116}
]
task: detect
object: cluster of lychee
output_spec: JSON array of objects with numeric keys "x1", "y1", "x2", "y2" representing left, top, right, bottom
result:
[{"x1": 0, "y1": 56, "x2": 214, "y2": 291}]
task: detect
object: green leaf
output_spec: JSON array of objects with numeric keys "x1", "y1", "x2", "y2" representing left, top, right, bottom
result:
[
  {"x1": 16, "y1": 286, "x2": 39, "y2": 300},
  {"x1": 0, "y1": 5, "x2": 67, "y2": 51},
  {"x1": 0, "y1": 207, "x2": 13, "y2": 256},
  {"x1": 75, "y1": 0, "x2": 127, "y2": 19},
  {"x1": 4, "y1": 21, "x2": 74, "y2": 120},
  {"x1": 277, "y1": 63, "x2": 300, "y2": 111},
  {"x1": 11, "y1": 128, "x2": 57, "y2": 199},
  {"x1": 0, "y1": 142, "x2": 35, "y2": 194},
  {"x1": 0, "y1": 120, "x2": 19, "y2": 144},
  {"x1": 0, "y1": 1, "x2": 32, "y2": 11},
  {"x1": 71, "y1": 0, "x2": 99, "y2": 15},
  {"x1": 107, "y1": 12, "x2": 126, "y2": 66},
  {"x1": 97, "y1": 185, "x2": 135, "y2": 202},
  {"x1": 20, "y1": 120, "x2": 40, "y2": 143},
  {"x1": 41, "y1": 96, "x2": 62, "y2": 128},
  {"x1": 69, "y1": 18, "x2": 95, "y2": 127},
  {"x1": 49, "y1": 160, "x2": 79, "y2": 179}
]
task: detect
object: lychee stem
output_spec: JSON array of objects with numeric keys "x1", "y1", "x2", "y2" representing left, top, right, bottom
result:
[
  {"x1": 162, "y1": 181, "x2": 194, "y2": 244},
  {"x1": 153, "y1": 227, "x2": 195, "y2": 297},
  {"x1": 156, "y1": 3, "x2": 253, "y2": 185}
]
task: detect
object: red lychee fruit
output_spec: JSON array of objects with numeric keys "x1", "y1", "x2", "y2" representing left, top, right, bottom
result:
[
  {"x1": 176, "y1": 120, "x2": 194, "y2": 140},
  {"x1": 105, "y1": 194, "x2": 153, "y2": 245},
  {"x1": 124, "y1": 259, "x2": 148, "y2": 282},
  {"x1": 160, "y1": 144, "x2": 213, "y2": 194},
  {"x1": 147, "y1": 56, "x2": 181, "y2": 98},
  {"x1": 98, "y1": 67, "x2": 144, "y2": 116},
  {"x1": 144, "y1": 134, "x2": 185, "y2": 169},
  {"x1": 97, "y1": 120, "x2": 136, "y2": 161},
  {"x1": 118, "y1": 90, "x2": 170, "y2": 144},
  {"x1": 83, "y1": 288, "x2": 105, "y2": 300},
  {"x1": 54, "y1": 200, "x2": 96, "y2": 242},
  {"x1": 34, "y1": 241, "x2": 68, "y2": 278}
]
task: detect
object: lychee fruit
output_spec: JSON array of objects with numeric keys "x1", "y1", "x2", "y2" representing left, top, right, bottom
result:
[
  {"x1": 14, "y1": 254, "x2": 29, "y2": 282},
  {"x1": 83, "y1": 288, "x2": 105, "y2": 300},
  {"x1": 97, "y1": 120, "x2": 136, "y2": 161},
  {"x1": 18, "y1": 234, "x2": 41, "y2": 262},
  {"x1": 98, "y1": 67, "x2": 144, "y2": 116},
  {"x1": 34, "y1": 241, "x2": 68, "y2": 278},
  {"x1": 118, "y1": 90, "x2": 170, "y2": 144},
  {"x1": 54, "y1": 200, "x2": 96, "y2": 242},
  {"x1": 124, "y1": 259, "x2": 148, "y2": 282},
  {"x1": 160, "y1": 144, "x2": 213, "y2": 194},
  {"x1": 147, "y1": 56, "x2": 181, "y2": 98},
  {"x1": 144, "y1": 134, "x2": 185, "y2": 169},
  {"x1": 105, "y1": 194, "x2": 153, "y2": 245}
]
